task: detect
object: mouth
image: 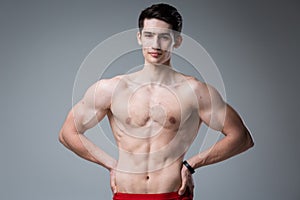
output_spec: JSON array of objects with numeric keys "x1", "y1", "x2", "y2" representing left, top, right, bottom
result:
[{"x1": 148, "y1": 52, "x2": 162, "y2": 58}]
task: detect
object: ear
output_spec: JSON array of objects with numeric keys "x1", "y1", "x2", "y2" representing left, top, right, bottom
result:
[
  {"x1": 173, "y1": 35, "x2": 182, "y2": 48},
  {"x1": 137, "y1": 31, "x2": 142, "y2": 45}
]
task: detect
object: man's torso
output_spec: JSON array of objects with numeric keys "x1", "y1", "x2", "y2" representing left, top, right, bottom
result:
[{"x1": 106, "y1": 72, "x2": 201, "y2": 193}]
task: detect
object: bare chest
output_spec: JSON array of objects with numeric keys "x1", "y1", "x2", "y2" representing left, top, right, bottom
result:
[{"x1": 111, "y1": 84, "x2": 193, "y2": 130}]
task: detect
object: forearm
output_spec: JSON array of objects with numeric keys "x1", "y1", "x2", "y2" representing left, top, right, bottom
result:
[
  {"x1": 188, "y1": 128, "x2": 253, "y2": 169},
  {"x1": 59, "y1": 128, "x2": 116, "y2": 171}
]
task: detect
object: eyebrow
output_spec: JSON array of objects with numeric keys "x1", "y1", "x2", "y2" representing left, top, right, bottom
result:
[
  {"x1": 143, "y1": 31, "x2": 154, "y2": 35},
  {"x1": 143, "y1": 31, "x2": 171, "y2": 36}
]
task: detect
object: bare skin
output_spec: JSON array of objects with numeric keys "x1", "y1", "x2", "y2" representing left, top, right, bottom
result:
[{"x1": 59, "y1": 19, "x2": 254, "y2": 196}]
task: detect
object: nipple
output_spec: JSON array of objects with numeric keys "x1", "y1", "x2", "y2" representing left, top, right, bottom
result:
[
  {"x1": 169, "y1": 116, "x2": 176, "y2": 124},
  {"x1": 125, "y1": 117, "x2": 131, "y2": 124}
]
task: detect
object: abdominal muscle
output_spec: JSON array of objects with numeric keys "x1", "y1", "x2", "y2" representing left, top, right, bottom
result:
[
  {"x1": 111, "y1": 125, "x2": 193, "y2": 194},
  {"x1": 115, "y1": 157, "x2": 183, "y2": 194}
]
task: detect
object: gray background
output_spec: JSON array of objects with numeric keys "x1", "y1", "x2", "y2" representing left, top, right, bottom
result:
[{"x1": 0, "y1": 0, "x2": 299, "y2": 199}]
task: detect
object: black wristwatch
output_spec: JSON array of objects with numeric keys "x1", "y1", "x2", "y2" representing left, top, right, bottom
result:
[{"x1": 183, "y1": 160, "x2": 195, "y2": 174}]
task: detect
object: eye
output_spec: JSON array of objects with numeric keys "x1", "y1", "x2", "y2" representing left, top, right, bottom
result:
[
  {"x1": 159, "y1": 35, "x2": 171, "y2": 40},
  {"x1": 144, "y1": 33, "x2": 153, "y2": 38}
]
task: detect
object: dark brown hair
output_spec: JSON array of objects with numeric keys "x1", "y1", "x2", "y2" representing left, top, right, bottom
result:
[{"x1": 138, "y1": 3, "x2": 183, "y2": 33}]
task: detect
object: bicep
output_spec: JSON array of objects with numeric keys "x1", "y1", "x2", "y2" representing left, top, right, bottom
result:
[
  {"x1": 72, "y1": 100, "x2": 99, "y2": 134},
  {"x1": 198, "y1": 84, "x2": 226, "y2": 131},
  {"x1": 73, "y1": 81, "x2": 111, "y2": 133},
  {"x1": 221, "y1": 104, "x2": 247, "y2": 136},
  {"x1": 195, "y1": 82, "x2": 253, "y2": 151},
  {"x1": 198, "y1": 85, "x2": 246, "y2": 136}
]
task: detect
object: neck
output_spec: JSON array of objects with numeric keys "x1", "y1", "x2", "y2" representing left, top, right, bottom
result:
[{"x1": 140, "y1": 60, "x2": 174, "y2": 84}]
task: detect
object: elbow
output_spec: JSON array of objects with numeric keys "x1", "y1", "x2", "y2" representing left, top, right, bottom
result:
[
  {"x1": 232, "y1": 128, "x2": 254, "y2": 152},
  {"x1": 248, "y1": 137, "x2": 254, "y2": 148},
  {"x1": 59, "y1": 129, "x2": 72, "y2": 150},
  {"x1": 248, "y1": 136, "x2": 254, "y2": 149},
  {"x1": 245, "y1": 137, "x2": 254, "y2": 150},
  {"x1": 58, "y1": 129, "x2": 66, "y2": 145},
  {"x1": 243, "y1": 129, "x2": 254, "y2": 150}
]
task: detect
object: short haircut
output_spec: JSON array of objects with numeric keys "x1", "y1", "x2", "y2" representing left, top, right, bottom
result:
[{"x1": 138, "y1": 3, "x2": 183, "y2": 34}]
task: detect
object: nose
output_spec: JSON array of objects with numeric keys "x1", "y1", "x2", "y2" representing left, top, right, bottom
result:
[{"x1": 151, "y1": 36, "x2": 160, "y2": 49}]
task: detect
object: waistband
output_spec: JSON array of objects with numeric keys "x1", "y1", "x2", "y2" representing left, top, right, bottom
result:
[{"x1": 113, "y1": 192, "x2": 192, "y2": 200}]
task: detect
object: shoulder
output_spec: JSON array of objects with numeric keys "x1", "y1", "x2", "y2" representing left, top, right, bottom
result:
[
  {"x1": 99, "y1": 75, "x2": 122, "y2": 87},
  {"x1": 93, "y1": 75, "x2": 125, "y2": 94},
  {"x1": 183, "y1": 76, "x2": 208, "y2": 94},
  {"x1": 184, "y1": 76, "x2": 224, "y2": 105},
  {"x1": 82, "y1": 76, "x2": 125, "y2": 107}
]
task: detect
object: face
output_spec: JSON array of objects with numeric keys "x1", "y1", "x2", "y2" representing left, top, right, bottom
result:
[{"x1": 137, "y1": 18, "x2": 182, "y2": 66}]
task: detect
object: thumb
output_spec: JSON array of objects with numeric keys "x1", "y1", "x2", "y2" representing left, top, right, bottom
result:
[
  {"x1": 112, "y1": 185, "x2": 117, "y2": 194},
  {"x1": 111, "y1": 180, "x2": 117, "y2": 194},
  {"x1": 110, "y1": 170, "x2": 117, "y2": 194},
  {"x1": 178, "y1": 182, "x2": 186, "y2": 195}
]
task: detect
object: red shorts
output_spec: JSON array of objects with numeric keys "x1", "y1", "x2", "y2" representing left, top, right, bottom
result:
[{"x1": 113, "y1": 191, "x2": 193, "y2": 200}]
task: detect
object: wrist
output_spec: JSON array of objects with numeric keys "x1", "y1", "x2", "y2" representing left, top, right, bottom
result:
[
  {"x1": 183, "y1": 160, "x2": 195, "y2": 174},
  {"x1": 106, "y1": 159, "x2": 117, "y2": 172}
]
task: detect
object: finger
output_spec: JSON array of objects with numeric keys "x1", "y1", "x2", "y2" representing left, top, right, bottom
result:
[
  {"x1": 183, "y1": 175, "x2": 194, "y2": 196},
  {"x1": 112, "y1": 186, "x2": 117, "y2": 194},
  {"x1": 178, "y1": 186, "x2": 186, "y2": 196},
  {"x1": 110, "y1": 179, "x2": 117, "y2": 194},
  {"x1": 110, "y1": 171, "x2": 117, "y2": 193},
  {"x1": 186, "y1": 183, "x2": 194, "y2": 196},
  {"x1": 110, "y1": 182, "x2": 117, "y2": 193},
  {"x1": 178, "y1": 180, "x2": 186, "y2": 195},
  {"x1": 191, "y1": 178, "x2": 195, "y2": 196}
]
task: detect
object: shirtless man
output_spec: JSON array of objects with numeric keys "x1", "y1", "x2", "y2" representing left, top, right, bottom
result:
[{"x1": 59, "y1": 3, "x2": 254, "y2": 200}]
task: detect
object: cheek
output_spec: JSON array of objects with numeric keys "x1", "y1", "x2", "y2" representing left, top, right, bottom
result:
[
  {"x1": 141, "y1": 38, "x2": 154, "y2": 48},
  {"x1": 142, "y1": 48, "x2": 150, "y2": 57},
  {"x1": 161, "y1": 45, "x2": 172, "y2": 52},
  {"x1": 142, "y1": 41, "x2": 151, "y2": 48},
  {"x1": 161, "y1": 41, "x2": 173, "y2": 51}
]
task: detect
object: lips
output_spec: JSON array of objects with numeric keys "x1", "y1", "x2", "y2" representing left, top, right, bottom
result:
[{"x1": 149, "y1": 52, "x2": 162, "y2": 57}]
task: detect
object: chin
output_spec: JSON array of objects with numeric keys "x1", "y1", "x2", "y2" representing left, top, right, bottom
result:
[
  {"x1": 146, "y1": 57, "x2": 170, "y2": 66},
  {"x1": 148, "y1": 61, "x2": 166, "y2": 66}
]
